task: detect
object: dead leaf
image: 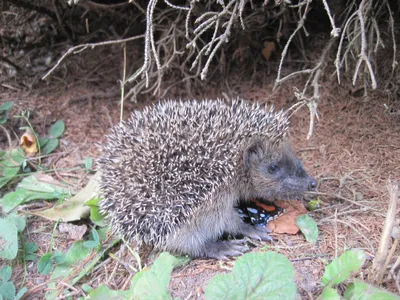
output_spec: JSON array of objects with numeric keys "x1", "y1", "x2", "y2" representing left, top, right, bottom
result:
[
  {"x1": 267, "y1": 200, "x2": 308, "y2": 234},
  {"x1": 20, "y1": 130, "x2": 38, "y2": 156},
  {"x1": 261, "y1": 41, "x2": 277, "y2": 62},
  {"x1": 58, "y1": 223, "x2": 87, "y2": 240}
]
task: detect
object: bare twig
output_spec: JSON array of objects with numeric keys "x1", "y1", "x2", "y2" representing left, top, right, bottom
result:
[
  {"x1": 42, "y1": 34, "x2": 145, "y2": 80},
  {"x1": 371, "y1": 180, "x2": 398, "y2": 283}
]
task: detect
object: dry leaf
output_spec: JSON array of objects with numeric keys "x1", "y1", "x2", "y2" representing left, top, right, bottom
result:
[
  {"x1": 261, "y1": 41, "x2": 277, "y2": 62},
  {"x1": 20, "y1": 130, "x2": 38, "y2": 156},
  {"x1": 58, "y1": 223, "x2": 87, "y2": 240},
  {"x1": 267, "y1": 200, "x2": 308, "y2": 234}
]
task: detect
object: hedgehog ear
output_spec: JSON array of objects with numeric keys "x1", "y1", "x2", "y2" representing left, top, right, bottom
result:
[{"x1": 243, "y1": 140, "x2": 264, "y2": 170}]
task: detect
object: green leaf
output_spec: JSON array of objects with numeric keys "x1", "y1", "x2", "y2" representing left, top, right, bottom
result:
[
  {"x1": 84, "y1": 157, "x2": 93, "y2": 171},
  {"x1": 41, "y1": 138, "x2": 59, "y2": 155},
  {"x1": 85, "y1": 197, "x2": 107, "y2": 227},
  {"x1": 53, "y1": 251, "x2": 67, "y2": 264},
  {"x1": 88, "y1": 284, "x2": 130, "y2": 299},
  {"x1": 81, "y1": 284, "x2": 92, "y2": 293},
  {"x1": 320, "y1": 287, "x2": 341, "y2": 300},
  {"x1": 0, "y1": 266, "x2": 12, "y2": 282},
  {"x1": 25, "y1": 242, "x2": 38, "y2": 253},
  {"x1": 296, "y1": 214, "x2": 318, "y2": 244},
  {"x1": 128, "y1": 252, "x2": 190, "y2": 299},
  {"x1": 344, "y1": 280, "x2": 400, "y2": 300},
  {"x1": 25, "y1": 254, "x2": 38, "y2": 261},
  {"x1": 38, "y1": 253, "x2": 54, "y2": 275},
  {"x1": 15, "y1": 287, "x2": 28, "y2": 300},
  {"x1": 0, "y1": 149, "x2": 24, "y2": 189},
  {"x1": 38, "y1": 137, "x2": 50, "y2": 148},
  {"x1": 0, "y1": 102, "x2": 13, "y2": 111},
  {"x1": 91, "y1": 228, "x2": 100, "y2": 243},
  {"x1": 83, "y1": 241, "x2": 98, "y2": 249},
  {"x1": 205, "y1": 252, "x2": 296, "y2": 300},
  {"x1": 0, "y1": 218, "x2": 18, "y2": 260},
  {"x1": 0, "y1": 282, "x2": 16, "y2": 299},
  {"x1": 48, "y1": 120, "x2": 65, "y2": 138},
  {"x1": 6, "y1": 214, "x2": 26, "y2": 232},
  {"x1": 322, "y1": 249, "x2": 366, "y2": 287},
  {"x1": 1, "y1": 173, "x2": 72, "y2": 212}
]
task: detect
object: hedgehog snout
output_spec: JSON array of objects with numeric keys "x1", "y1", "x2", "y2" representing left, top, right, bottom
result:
[{"x1": 308, "y1": 177, "x2": 317, "y2": 191}]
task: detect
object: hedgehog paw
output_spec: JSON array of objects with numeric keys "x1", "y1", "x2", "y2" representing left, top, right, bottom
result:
[
  {"x1": 239, "y1": 224, "x2": 273, "y2": 242},
  {"x1": 205, "y1": 240, "x2": 248, "y2": 260}
]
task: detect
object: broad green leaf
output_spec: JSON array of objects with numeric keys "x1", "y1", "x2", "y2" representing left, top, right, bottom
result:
[
  {"x1": 38, "y1": 253, "x2": 53, "y2": 275},
  {"x1": 205, "y1": 252, "x2": 296, "y2": 300},
  {"x1": 0, "y1": 218, "x2": 18, "y2": 260},
  {"x1": 128, "y1": 252, "x2": 190, "y2": 299},
  {"x1": 88, "y1": 284, "x2": 130, "y2": 299},
  {"x1": 1, "y1": 173, "x2": 72, "y2": 212},
  {"x1": 25, "y1": 242, "x2": 38, "y2": 253},
  {"x1": 1, "y1": 188, "x2": 61, "y2": 213},
  {"x1": 320, "y1": 287, "x2": 341, "y2": 300},
  {"x1": 0, "y1": 149, "x2": 24, "y2": 189},
  {"x1": 34, "y1": 172, "x2": 100, "y2": 222},
  {"x1": 0, "y1": 102, "x2": 13, "y2": 111},
  {"x1": 83, "y1": 241, "x2": 98, "y2": 249},
  {"x1": 0, "y1": 281, "x2": 16, "y2": 299},
  {"x1": 322, "y1": 249, "x2": 366, "y2": 287},
  {"x1": 15, "y1": 287, "x2": 28, "y2": 300},
  {"x1": 344, "y1": 280, "x2": 400, "y2": 300},
  {"x1": 17, "y1": 173, "x2": 71, "y2": 194},
  {"x1": 53, "y1": 251, "x2": 67, "y2": 264},
  {"x1": 25, "y1": 254, "x2": 37, "y2": 261},
  {"x1": 6, "y1": 214, "x2": 26, "y2": 232},
  {"x1": 38, "y1": 137, "x2": 50, "y2": 148},
  {"x1": 48, "y1": 120, "x2": 65, "y2": 138},
  {"x1": 41, "y1": 138, "x2": 58, "y2": 155},
  {"x1": 297, "y1": 214, "x2": 318, "y2": 244},
  {"x1": 0, "y1": 266, "x2": 12, "y2": 282}
]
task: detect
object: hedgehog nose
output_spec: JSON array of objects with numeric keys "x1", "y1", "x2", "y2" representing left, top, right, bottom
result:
[{"x1": 308, "y1": 178, "x2": 317, "y2": 191}]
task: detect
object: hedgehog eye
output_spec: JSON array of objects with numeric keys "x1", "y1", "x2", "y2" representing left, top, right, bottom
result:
[{"x1": 268, "y1": 164, "x2": 279, "y2": 174}]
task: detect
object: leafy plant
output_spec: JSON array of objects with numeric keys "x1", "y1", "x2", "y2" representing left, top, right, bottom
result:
[
  {"x1": 0, "y1": 101, "x2": 13, "y2": 124},
  {"x1": 0, "y1": 214, "x2": 26, "y2": 260},
  {"x1": 0, "y1": 149, "x2": 25, "y2": 189},
  {"x1": 205, "y1": 252, "x2": 296, "y2": 299},
  {"x1": 297, "y1": 214, "x2": 319, "y2": 244},
  {"x1": 0, "y1": 173, "x2": 71, "y2": 213},
  {"x1": 320, "y1": 249, "x2": 399, "y2": 299},
  {"x1": 24, "y1": 242, "x2": 39, "y2": 261},
  {"x1": 88, "y1": 252, "x2": 189, "y2": 299},
  {"x1": 0, "y1": 266, "x2": 27, "y2": 300},
  {"x1": 83, "y1": 228, "x2": 101, "y2": 251},
  {"x1": 84, "y1": 157, "x2": 94, "y2": 172},
  {"x1": 39, "y1": 120, "x2": 65, "y2": 155}
]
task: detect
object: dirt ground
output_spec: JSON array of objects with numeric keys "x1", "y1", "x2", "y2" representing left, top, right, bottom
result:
[{"x1": 1, "y1": 67, "x2": 400, "y2": 298}]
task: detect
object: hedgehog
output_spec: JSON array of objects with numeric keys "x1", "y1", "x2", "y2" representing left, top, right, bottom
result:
[{"x1": 98, "y1": 99, "x2": 317, "y2": 259}]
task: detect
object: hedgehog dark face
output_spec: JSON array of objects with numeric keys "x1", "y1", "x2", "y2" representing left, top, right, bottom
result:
[{"x1": 243, "y1": 139, "x2": 317, "y2": 200}]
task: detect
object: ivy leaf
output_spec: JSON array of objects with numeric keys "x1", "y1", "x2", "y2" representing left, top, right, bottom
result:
[
  {"x1": 48, "y1": 120, "x2": 65, "y2": 138},
  {"x1": 0, "y1": 218, "x2": 18, "y2": 260},
  {"x1": 0, "y1": 281, "x2": 16, "y2": 299},
  {"x1": 205, "y1": 252, "x2": 296, "y2": 300},
  {"x1": 41, "y1": 138, "x2": 59, "y2": 155},
  {"x1": 38, "y1": 253, "x2": 54, "y2": 275},
  {"x1": 322, "y1": 249, "x2": 366, "y2": 287},
  {"x1": 296, "y1": 214, "x2": 318, "y2": 244},
  {"x1": 0, "y1": 266, "x2": 12, "y2": 282}
]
